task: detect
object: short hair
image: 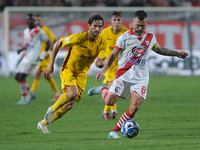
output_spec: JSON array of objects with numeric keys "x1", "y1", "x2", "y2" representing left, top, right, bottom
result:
[
  {"x1": 112, "y1": 11, "x2": 123, "y2": 17},
  {"x1": 88, "y1": 15, "x2": 104, "y2": 26},
  {"x1": 35, "y1": 14, "x2": 41, "y2": 17},
  {"x1": 134, "y1": 10, "x2": 147, "y2": 20},
  {"x1": 25, "y1": 13, "x2": 35, "y2": 20}
]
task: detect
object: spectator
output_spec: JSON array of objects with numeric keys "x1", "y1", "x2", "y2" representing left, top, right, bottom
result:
[
  {"x1": 81, "y1": 0, "x2": 96, "y2": 6},
  {"x1": 95, "y1": 0, "x2": 107, "y2": 7},
  {"x1": 193, "y1": 0, "x2": 200, "y2": 6},
  {"x1": 0, "y1": 0, "x2": 7, "y2": 11},
  {"x1": 105, "y1": 0, "x2": 119, "y2": 6}
]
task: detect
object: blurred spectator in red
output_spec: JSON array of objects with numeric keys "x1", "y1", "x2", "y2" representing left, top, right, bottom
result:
[{"x1": 193, "y1": 0, "x2": 200, "y2": 6}]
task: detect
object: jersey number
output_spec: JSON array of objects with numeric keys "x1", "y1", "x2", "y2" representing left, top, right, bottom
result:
[{"x1": 141, "y1": 86, "x2": 146, "y2": 94}]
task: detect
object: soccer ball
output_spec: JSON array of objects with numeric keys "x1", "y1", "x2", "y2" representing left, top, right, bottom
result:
[{"x1": 121, "y1": 120, "x2": 140, "y2": 138}]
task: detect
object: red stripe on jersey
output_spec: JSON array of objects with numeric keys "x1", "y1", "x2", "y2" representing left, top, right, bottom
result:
[
  {"x1": 114, "y1": 45, "x2": 123, "y2": 51},
  {"x1": 30, "y1": 29, "x2": 40, "y2": 39},
  {"x1": 61, "y1": 47, "x2": 72, "y2": 71},
  {"x1": 115, "y1": 33, "x2": 153, "y2": 79},
  {"x1": 141, "y1": 33, "x2": 153, "y2": 49}
]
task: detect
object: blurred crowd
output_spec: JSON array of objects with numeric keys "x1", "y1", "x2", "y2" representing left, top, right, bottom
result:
[{"x1": 1, "y1": 0, "x2": 200, "y2": 11}]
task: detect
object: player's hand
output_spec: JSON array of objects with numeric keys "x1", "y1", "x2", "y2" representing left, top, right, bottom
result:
[
  {"x1": 44, "y1": 64, "x2": 54, "y2": 78},
  {"x1": 96, "y1": 72, "x2": 104, "y2": 82},
  {"x1": 17, "y1": 49, "x2": 21, "y2": 54},
  {"x1": 95, "y1": 57, "x2": 104, "y2": 68},
  {"x1": 177, "y1": 51, "x2": 189, "y2": 59},
  {"x1": 44, "y1": 53, "x2": 50, "y2": 59}
]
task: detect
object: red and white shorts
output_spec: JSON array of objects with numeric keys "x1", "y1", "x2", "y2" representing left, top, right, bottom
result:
[{"x1": 108, "y1": 78, "x2": 148, "y2": 101}]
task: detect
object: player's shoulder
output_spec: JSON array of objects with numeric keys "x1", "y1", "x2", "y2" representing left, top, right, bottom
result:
[
  {"x1": 145, "y1": 31, "x2": 155, "y2": 38},
  {"x1": 118, "y1": 30, "x2": 130, "y2": 39},
  {"x1": 102, "y1": 26, "x2": 112, "y2": 32},
  {"x1": 122, "y1": 26, "x2": 129, "y2": 32}
]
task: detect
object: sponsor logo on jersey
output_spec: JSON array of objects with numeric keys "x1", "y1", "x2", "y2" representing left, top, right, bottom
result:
[
  {"x1": 80, "y1": 55, "x2": 93, "y2": 59},
  {"x1": 132, "y1": 46, "x2": 147, "y2": 57},
  {"x1": 106, "y1": 38, "x2": 112, "y2": 40},
  {"x1": 64, "y1": 38, "x2": 69, "y2": 43}
]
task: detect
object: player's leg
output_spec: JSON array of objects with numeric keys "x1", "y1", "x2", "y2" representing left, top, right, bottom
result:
[
  {"x1": 29, "y1": 67, "x2": 41, "y2": 100},
  {"x1": 109, "y1": 82, "x2": 147, "y2": 139},
  {"x1": 15, "y1": 73, "x2": 29, "y2": 105},
  {"x1": 44, "y1": 85, "x2": 78, "y2": 124},
  {"x1": 44, "y1": 75, "x2": 61, "y2": 102},
  {"x1": 37, "y1": 99, "x2": 76, "y2": 133},
  {"x1": 41, "y1": 59, "x2": 61, "y2": 101}
]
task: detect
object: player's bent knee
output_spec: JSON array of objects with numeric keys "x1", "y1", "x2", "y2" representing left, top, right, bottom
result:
[{"x1": 67, "y1": 93, "x2": 78, "y2": 101}]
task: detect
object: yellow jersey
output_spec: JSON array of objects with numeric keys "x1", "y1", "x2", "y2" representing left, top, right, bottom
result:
[
  {"x1": 101, "y1": 26, "x2": 128, "y2": 67},
  {"x1": 40, "y1": 25, "x2": 56, "y2": 54},
  {"x1": 60, "y1": 31, "x2": 107, "y2": 74}
]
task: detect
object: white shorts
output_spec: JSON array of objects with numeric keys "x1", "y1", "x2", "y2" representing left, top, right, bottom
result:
[
  {"x1": 16, "y1": 60, "x2": 36, "y2": 74},
  {"x1": 108, "y1": 78, "x2": 148, "y2": 101}
]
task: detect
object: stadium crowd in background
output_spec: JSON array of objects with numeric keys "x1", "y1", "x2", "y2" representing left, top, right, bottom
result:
[{"x1": 1, "y1": 0, "x2": 200, "y2": 11}]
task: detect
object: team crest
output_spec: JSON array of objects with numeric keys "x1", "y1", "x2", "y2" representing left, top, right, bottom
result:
[{"x1": 132, "y1": 46, "x2": 147, "y2": 57}]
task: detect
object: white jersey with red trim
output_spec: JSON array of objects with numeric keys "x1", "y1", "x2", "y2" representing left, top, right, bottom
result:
[
  {"x1": 22, "y1": 26, "x2": 48, "y2": 64},
  {"x1": 114, "y1": 28, "x2": 158, "y2": 82}
]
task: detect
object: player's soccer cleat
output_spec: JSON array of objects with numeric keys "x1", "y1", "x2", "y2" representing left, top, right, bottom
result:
[
  {"x1": 108, "y1": 131, "x2": 122, "y2": 139},
  {"x1": 87, "y1": 84, "x2": 108, "y2": 96},
  {"x1": 102, "y1": 112, "x2": 111, "y2": 120},
  {"x1": 29, "y1": 92, "x2": 37, "y2": 100},
  {"x1": 16, "y1": 98, "x2": 29, "y2": 105},
  {"x1": 50, "y1": 93, "x2": 61, "y2": 102},
  {"x1": 37, "y1": 121, "x2": 51, "y2": 133},
  {"x1": 44, "y1": 107, "x2": 55, "y2": 124},
  {"x1": 111, "y1": 112, "x2": 117, "y2": 120}
]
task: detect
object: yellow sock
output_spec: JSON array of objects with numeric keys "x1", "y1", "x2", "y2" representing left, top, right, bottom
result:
[
  {"x1": 51, "y1": 107, "x2": 66, "y2": 123},
  {"x1": 41, "y1": 119, "x2": 48, "y2": 125},
  {"x1": 31, "y1": 79, "x2": 40, "y2": 92},
  {"x1": 41, "y1": 107, "x2": 67, "y2": 125},
  {"x1": 103, "y1": 104, "x2": 110, "y2": 113},
  {"x1": 51, "y1": 93, "x2": 68, "y2": 111},
  {"x1": 47, "y1": 77, "x2": 60, "y2": 93},
  {"x1": 110, "y1": 103, "x2": 117, "y2": 112}
]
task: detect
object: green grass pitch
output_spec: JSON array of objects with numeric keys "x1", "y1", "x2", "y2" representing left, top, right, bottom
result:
[{"x1": 0, "y1": 75, "x2": 200, "y2": 150}]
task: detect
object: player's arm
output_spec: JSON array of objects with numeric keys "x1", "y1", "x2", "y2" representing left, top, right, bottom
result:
[
  {"x1": 44, "y1": 40, "x2": 61, "y2": 78},
  {"x1": 152, "y1": 44, "x2": 189, "y2": 59},
  {"x1": 96, "y1": 48, "x2": 119, "y2": 82},
  {"x1": 17, "y1": 45, "x2": 26, "y2": 54}
]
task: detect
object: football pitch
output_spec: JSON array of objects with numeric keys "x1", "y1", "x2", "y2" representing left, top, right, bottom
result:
[{"x1": 0, "y1": 75, "x2": 199, "y2": 150}]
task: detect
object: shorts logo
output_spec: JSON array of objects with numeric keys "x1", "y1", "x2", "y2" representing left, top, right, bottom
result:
[
  {"x1": 64, "y1": 38, "x2": 69, "y2": 43},
  {"x1": 132, "y1": 46, "x2": 147, "y2": 57}
]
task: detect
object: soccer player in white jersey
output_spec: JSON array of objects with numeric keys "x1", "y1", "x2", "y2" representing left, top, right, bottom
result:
[
  {"x1": 15, "y1": 13, "x2": 50, "y2": 105},
  {"x1": 90, "y1": 10, "x2": 189, "y2": 139}
]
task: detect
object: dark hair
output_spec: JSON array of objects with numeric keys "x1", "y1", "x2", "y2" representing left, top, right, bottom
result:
[
  {"x1": 112, "y1": 11, "x2": 123, "y2": 17},
  {"x1": 134, "y1": 10, "x2": 147, "y2": 20},
  {"x1": 35, "y1": 14, "x2": 41, "y2": 17},
  {"x1": 25, "y1": 13, "x2": 35, "y2": 20},
  {"x1": 88, "y1": 15, "x2": 104, "y2": 26}
]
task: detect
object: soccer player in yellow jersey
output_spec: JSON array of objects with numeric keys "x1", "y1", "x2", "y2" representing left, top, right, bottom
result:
[
  {"x1": 37, "y1": 15, "x2": 107, "y2": 133},
  {"x1": 29, "y1": 14, "x2": 61, "y2": 102},
  {"x1": 88, "y1": 12, "x2": 128, "y2": 120}
]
